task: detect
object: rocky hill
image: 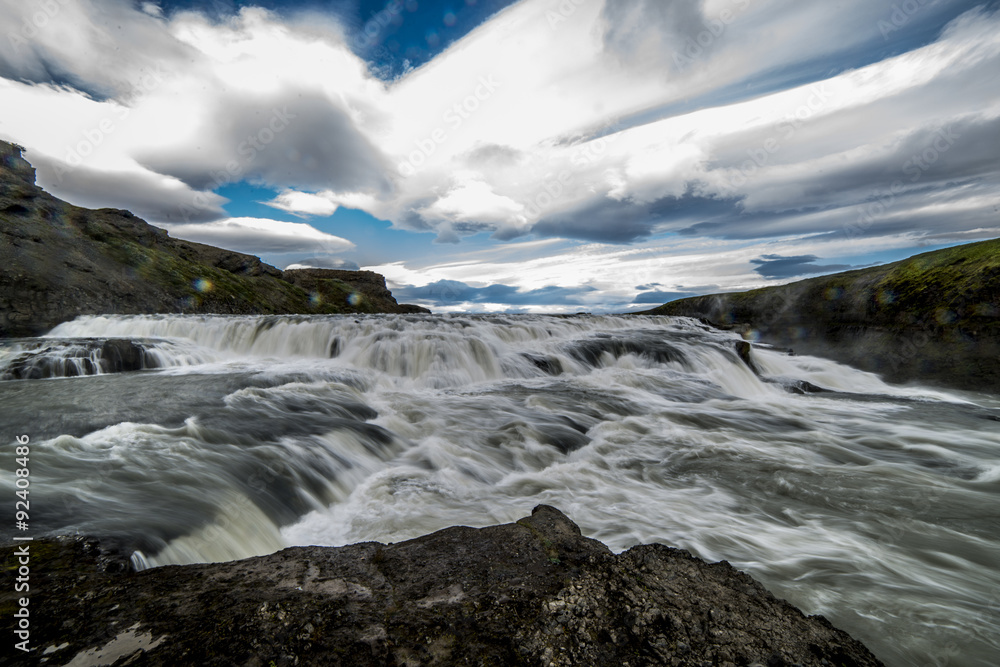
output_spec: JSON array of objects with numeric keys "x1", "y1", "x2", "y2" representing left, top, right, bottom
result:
[
  {"x1": 0, "y1": 506, "x2": 883, "y2": 666},
  {"x1": 0, "y1": 141, "x2": 427, "y2": 337},
  {"x1": 644, "y1": 239, "x2": 1000, "y2": 391}
]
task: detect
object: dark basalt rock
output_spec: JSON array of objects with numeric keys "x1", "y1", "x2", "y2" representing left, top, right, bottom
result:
[
  {"x1": 567, "y1": 333, "x2": 686, "y2": 367},
  {"x1": 0, "y1": 506, "x2": 884, "y2": 666},
  {"x1": 0, "y1": 338, "x2": 157, "y2": 380},
  {"x1": 99, "y1": 339, "x2": 146, "y2": 373},
  {"x1": 523, "y1": 352, "x2": 563, "y2": 375},
  {"x1": 734, "y1": 340, "x2": 760, "y2": 374}
]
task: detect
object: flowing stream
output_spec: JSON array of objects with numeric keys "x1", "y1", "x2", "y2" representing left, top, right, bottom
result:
[{"x1": 1, "y1": 313, "x2": 998, "y2": 666}]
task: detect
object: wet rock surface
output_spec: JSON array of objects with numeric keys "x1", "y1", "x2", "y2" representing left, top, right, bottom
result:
[
  {"x1": 1, "y1": 506, "x2": 883, "y2": 666},
  {"x1": 0, "y1": 338, "x2": 158, "y2": 380}
]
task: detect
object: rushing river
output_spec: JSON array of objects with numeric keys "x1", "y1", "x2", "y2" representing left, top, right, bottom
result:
[{"x1": 1, "y1": 314, "x2": 998, "y2": 666}]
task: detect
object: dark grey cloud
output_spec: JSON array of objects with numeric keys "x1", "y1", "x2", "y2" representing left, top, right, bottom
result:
[
  {"x1": 462, "y1": 143, "x2": 525, "y2": 168},
  {"x1": 530, "y1": 198, "x2": 659, "y2": 243},
  {"x1": 539, "y1": 138, "x2": 999, "y2": 245},
  {"x1": 282, "y1": 256, "x2": 360, "y2": 271},
  {"x1": 713, "y1": 113, "x2": 1000, "y2": 216},
  {"x1": 391, "y1": 280, "x2": 597, "y2": 307},
  {"x1": 30, "y1": 152, "x2": 227, "y2": 223},
  {"x1": 531, "y1": 192, "x2": 741, "y2": 243},
  {"x1": 601, "y1": 0, "x2": 705, "y2": 69},
  {"x1": 679, "y1": 182, "x2": 1000, "y2": 242},
  {"x1": 138, "y1": 90, "x2": 392, "y2": 195},
  {"x1": 432, "y1": 220, "x2": 499, "y2": 244},
  {"x1": 0, "y1": 0, "x2": 194, "y2": 100},
  {"x1": 750, "y1": 254, "x2": 852, "y2": 279},
  {"x1": 676, "y1": 109, "x2": 1000, "y2": 242},
  {"x1": 632, "y1": 290, "x2": 700, "y2": 304}
]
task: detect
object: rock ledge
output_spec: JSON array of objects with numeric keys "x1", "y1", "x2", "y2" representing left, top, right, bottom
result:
[{"x1": 1, "y1": 506, "x2": 883, "y2": 666}]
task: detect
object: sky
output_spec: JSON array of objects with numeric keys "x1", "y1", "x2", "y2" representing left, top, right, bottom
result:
[{"x1": 1, "y1": 0, "x2": 998, "y2": 313}]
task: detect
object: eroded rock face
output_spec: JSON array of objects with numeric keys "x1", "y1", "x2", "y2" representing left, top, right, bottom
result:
[
  {"x1": 0, "y1": 140, "x2": 429, "y2": 337},
  {"x1": 1, "y1": 506, "x2": 884, "y2": 666},
  {"x1": 0, "y1": 142, "x2": 35, "y2": 185}
]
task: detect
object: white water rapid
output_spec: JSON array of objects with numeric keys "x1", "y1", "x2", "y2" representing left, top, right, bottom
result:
[{"x1": 1, "y1": 313, "x2": 998, "y2": 666}]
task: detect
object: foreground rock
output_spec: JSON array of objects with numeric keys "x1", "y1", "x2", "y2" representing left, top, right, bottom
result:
[
  {"x1": 0, "y1": 141, "x2": 428, "y2": 337},
  {"x1": 645, "y1": 238, "x2": 1000, "y2": 392},
  {"x1": 1, "y1": 506, "x2": 883, "y2": 666}
]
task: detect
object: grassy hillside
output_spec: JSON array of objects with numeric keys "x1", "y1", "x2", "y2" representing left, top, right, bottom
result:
[
  {"x1": 647, "y1": 239, "x2": 1000, "y2": 391},
  {"x1": 0, "y1": 141, "x2": 426, "y2": 336}
]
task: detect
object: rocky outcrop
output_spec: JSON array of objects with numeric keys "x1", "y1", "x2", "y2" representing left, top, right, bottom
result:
[
  {"x1": 0, "y1": 506, "x2": 883, "y2": 666},
  {"x1": 645, "y1": 239, "x2": 1000, "y2": 392},
  {"x1": 0, "y1": 141, "x2": 35, "y2": 185},
  {"x1": 0, "y1": 338, "x2": 155, "y2": 380},
  {"x1": 0, "y1": 141, "x2": 428, "y2": 337},
  {"x1": 283, "y1": 269, "x2": 430, "y2": 314}
]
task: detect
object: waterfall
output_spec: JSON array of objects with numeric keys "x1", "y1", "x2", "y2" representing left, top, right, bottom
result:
[{"x1": 3, "y1": 313, "x2": 998, "y2": 666}]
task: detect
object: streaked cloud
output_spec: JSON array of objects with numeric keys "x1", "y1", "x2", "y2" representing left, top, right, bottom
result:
[
  {"x1": 0, "y1": 0, "x2": 996, "y2": 311},
  {"x1": 750, "y1": 255, "x2": 854, "y2": 279},
  {"x1": 161, "y1": 217, "x2": 355, "y2": 255}
]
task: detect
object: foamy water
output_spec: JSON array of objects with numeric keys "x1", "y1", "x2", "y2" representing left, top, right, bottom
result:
[{"x1": 2, "y1": 313, "x2": 998, "y2": 666}]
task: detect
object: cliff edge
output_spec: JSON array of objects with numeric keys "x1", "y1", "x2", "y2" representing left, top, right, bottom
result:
[{"x1": 0, "y1": 141, "x2": 428, "y2": 337}]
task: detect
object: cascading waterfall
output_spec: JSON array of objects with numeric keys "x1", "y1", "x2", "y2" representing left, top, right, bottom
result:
[{"x1": 2, "y1": 313, "x2": 999, "y2": 666}]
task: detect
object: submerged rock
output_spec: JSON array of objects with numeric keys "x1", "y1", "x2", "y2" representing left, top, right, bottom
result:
[
  {"x1": 0, "y1": 338, "x2": 156, "y2": 380},
  {"x1": 1, "y1": 506, "x2": 884, "y2": 666}
]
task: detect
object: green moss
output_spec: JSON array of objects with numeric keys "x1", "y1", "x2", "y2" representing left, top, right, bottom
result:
[
  {"x1": 648, "y1": 237, "x2": 1000, "y2": 320},
  {"x1": 98, "y1": 239, "x2": 375, "y2": 315}
]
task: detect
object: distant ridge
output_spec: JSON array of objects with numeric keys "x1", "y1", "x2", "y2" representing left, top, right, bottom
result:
[
  {"x1": 644, "y1": 239, "x2": 1000, "y2": 391},
  {"x1": 0, "y1": 140, "x2": 428, "y2": 337}
]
